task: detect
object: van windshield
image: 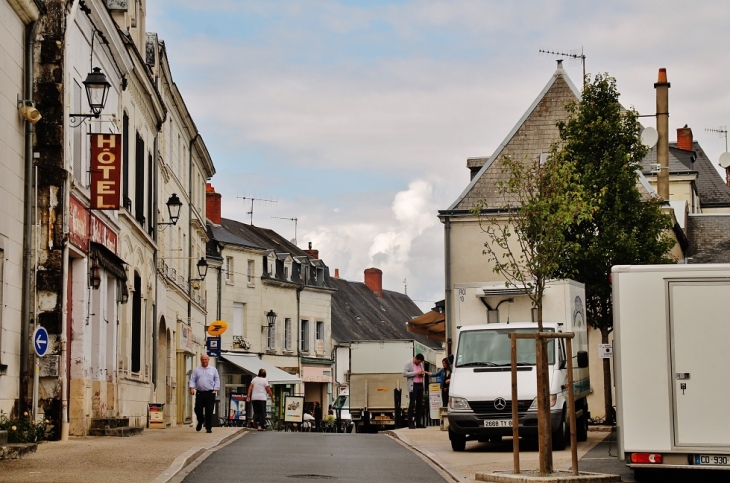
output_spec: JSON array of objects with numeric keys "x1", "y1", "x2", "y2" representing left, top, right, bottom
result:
[
  {"x1": 333, "y1": 395, "x2": 348, "y2": 409},
  {"x1": 455, "y1": 328, "x2": 555, "y2": 367}
]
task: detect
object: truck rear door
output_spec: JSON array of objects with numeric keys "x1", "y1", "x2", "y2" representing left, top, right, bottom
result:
[{"x1": 670, "y1": 281, "x2": 730, "y2": 447}]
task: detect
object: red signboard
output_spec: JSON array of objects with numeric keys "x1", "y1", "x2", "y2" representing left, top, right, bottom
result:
[
  {"x1": 90, "y1": 134, "x2": 122, "y2": 210},
  {"x1": 69, "y1": 195, "x2": 117, "y2": 253}
]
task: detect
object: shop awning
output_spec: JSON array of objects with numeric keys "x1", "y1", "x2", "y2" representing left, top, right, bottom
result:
[
  {"x1": 407, "y1": 310, "x2": 445, "y2": 343},
  {"x1": 219, "y1": 353, "x2": 301, "y2": 385}
]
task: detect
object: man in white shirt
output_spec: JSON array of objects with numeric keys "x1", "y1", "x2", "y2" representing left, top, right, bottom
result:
[{"x1": 189, "y1": 354, "x2": 220, "y2": 433}]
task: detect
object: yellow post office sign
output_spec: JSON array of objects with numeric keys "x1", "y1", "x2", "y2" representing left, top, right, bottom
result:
[{"x1": 207, "y1": 320, "x2": 228, "y2": 336}]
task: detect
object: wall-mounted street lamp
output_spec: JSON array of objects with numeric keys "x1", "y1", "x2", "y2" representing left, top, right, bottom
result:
[
  {"x1": 262, "y1": 309, "x2": 277, "y2": 331},
  {"x1": 190, "y1": 257, "x2": 209, "y2": 281},
  {"x1": 69, "y1": 68, "x2": 111, "y2": 125},
  {"x1": 158, "y1": 193, "x2": 183, "y2": 226},
  {"x1": 89, "y1": 258, "x2": 101, "y2": 290}
]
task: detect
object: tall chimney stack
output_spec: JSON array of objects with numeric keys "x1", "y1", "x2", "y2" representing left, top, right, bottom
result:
[
  {"x1": 303, "y1": 241, "x2": 319, "y2": 260},
  {"x1": 206, "y1": 183, "x2": 222, "y2": 225},
  {"x1": 364, "y1": 268, "x2": 383, "y2": 298},
  {"x1": 655, "y1": 68, "x2": 670, "y2": 200}
]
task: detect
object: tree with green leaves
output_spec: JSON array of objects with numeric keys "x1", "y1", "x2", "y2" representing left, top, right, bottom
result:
[
  {"x1": 551, "y1": 74, "x2": 676, "y2": 424},
  {"x1": 473, "y1": 153, "x2": 594, "y2": 474}
]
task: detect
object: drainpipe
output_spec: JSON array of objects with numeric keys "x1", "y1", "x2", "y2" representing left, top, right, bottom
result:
[
  {"x1": 21, "y1": 10, "x2": 44, "y2": 415},
  {"x1": 186, "y1": 134, "x2": 199, "y2": 337},
  {"x1": 443, "y1": 216, "x2": 452, "y2": 355},
  {"x1": 152, "y1": 131, "x2": 159, "y2": 392}
]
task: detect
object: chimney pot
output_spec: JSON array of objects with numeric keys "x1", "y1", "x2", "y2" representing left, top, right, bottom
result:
[
  {"x1": 334, "y1": 268, "x2": 339, "y2": 278},
  {"x1": 364, "y1": 267, "x2": 383, "y2": 297},
  {"x1": 657, "y1": 68, "x2": 668, "y2": 83}
]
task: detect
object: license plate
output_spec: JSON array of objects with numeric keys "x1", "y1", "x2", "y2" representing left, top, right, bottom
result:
[
  {"x1": 484, "y1": 419, "x2": 512, "y2": 428},
  {"x1": 374, "y1": 416, "x2": 391, "y2": 420},
  {"x1": 695, "y1": 455, "x2": 730, "y2": 466}
]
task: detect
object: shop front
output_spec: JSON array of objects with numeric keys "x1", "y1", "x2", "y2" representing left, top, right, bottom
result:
[
  {"x1": 218, "y1": 353, "x2": 301, "y2": 429},
  {"x1": 301, "y1": 358, "x2": 334, "y2": 416}
]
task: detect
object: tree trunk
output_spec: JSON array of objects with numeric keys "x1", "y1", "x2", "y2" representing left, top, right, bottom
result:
[
  {"x1": 601, "y1": 328, "x2": 614, "y2": 425},
  {"x1": 536, "y1": 338, "x2": 553, "y2": 474}
]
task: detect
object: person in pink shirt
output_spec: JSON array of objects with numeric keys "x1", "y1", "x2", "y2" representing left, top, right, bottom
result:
[{"x1": 403, "y1": 353, "x2": 426, "y2": 429}]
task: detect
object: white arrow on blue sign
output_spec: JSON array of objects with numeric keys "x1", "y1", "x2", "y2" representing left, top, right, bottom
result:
[{"x1": 33, "y1": 326, "x2": 49, "y2": 357}]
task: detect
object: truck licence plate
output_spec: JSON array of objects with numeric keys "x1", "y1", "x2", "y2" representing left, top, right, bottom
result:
[
  {"x1": 695, "y1": 455, "x2": 730, "y2": 466},
  {"x1": 484, "y1": 420, "x2": 512, "y2": 428}
]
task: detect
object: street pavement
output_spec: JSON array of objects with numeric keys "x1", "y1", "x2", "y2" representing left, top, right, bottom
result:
[{"x1": 0, "y1": 424, "x2": 632, "y2": 483}]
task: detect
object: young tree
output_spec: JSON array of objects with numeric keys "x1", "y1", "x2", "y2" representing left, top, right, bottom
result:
[
  {"x1": 473, "y1": 154, "x2": 593, "y2": 474},
  {"x1": 551, "y1": 74, "x2": 676, "y2": 424}
]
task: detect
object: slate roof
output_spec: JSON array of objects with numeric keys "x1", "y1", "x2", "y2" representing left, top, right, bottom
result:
[
  {"x1": 684, "y1": 141, "x2": 730, "y2": 208},
  {"x1": 444, "y1": 63, "x2": 581, "y2": 213},
  {"x1": 329, "y1": 276, "x2": 440, "y2": 348},
  {"x1": 686, "y1": 214, "x2": 730, "y2": 263}
]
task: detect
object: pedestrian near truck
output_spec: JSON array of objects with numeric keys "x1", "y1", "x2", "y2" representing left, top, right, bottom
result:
[
  {"x1": 189, "y1": 354, "x2": 220, "y2": 433},
  {"x1": 430, "y1": 357, "x2": 452, "y2": 407},
  {"x1": 247, "y1": 368, "x2": 273, "y2": 431},
  {"x1": 403, "y1": 353, "x2": 426, "y2": 429}
]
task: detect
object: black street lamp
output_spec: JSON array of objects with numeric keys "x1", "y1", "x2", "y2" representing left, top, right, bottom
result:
[
  {"x1": 266, "y1": 310, "x2": 277, "y2": 328},
  {"x1": 159, "y1": 193, "x2": 183, "y2": 226},
  {"x1": 195, "y1": 258, "x2": 208, "y2": 281},
  {"x1": 70, "y1": 67, "x2": 111, "y2": 122}
]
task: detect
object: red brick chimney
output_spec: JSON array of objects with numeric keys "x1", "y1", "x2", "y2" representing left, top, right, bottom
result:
[
  {"x1": 303, "y1": 242, "x2": 319, "y2": 259},
  {"x1": 334, "y1": 268, "x2": 339, "y2": 278},
  {"x1": 364, "y1": 268, "x2": 383, "y2": 297},
  {"x1": 677, "y1": 125, "x2": 693, "y2": 151},
  {"x1": 206, "y1": 183, "x2": 221, "y2": 225}
]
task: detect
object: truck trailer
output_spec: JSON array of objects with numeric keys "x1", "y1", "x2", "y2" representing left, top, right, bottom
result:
[{"x1": 613, "y1": 264, "x2": 730, "y2": 479}]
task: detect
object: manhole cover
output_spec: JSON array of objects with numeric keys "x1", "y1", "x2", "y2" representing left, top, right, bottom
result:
[{"x1": 288, "y1": 476, "x2": 338, "y2": 480}]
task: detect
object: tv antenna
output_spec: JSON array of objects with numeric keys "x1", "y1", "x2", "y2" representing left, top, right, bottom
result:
[
  {"x1": 272, "y1": 216, "x2": 298, "y2": 245},
  {"x1": 237, "y1": 195, "x2": 277, "y2": 225},
  {"x1": 539, "y1": 48, "x2": 586, "y2": 87},
  {"x1": 706, "y1": 126, "x2": 728, "y2": 153},
  {"x1": 403, "y1": 278, "x2": 407, "y2": 295}
]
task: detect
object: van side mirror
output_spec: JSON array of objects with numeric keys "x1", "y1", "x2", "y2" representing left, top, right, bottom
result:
[{"x1": 577, "y1": 350, "x2": 589, "y2": 369}]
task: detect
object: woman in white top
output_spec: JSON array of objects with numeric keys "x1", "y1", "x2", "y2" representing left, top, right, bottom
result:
[{"x1": 247, "y1": 369, "x2": 273, "y2": 431}]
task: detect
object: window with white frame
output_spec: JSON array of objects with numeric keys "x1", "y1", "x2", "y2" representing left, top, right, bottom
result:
[
  {"x1": 300, "y1": 319, "x2": 310, "y2": 352},
  {"x1": 315, "y1": 321, "x2": 324, "y2": 353},
  {"x1": 232, "y1": 302, "x2": 244, "y2": 336},
  {"x1": 284, "y1": 318, "x2": 292, "y2": 351},
  {"x1": 226, "y1": 256, "x2": 233, "y2": 283},
  {"x1": 247, "y1": 259, "x2": 255, "y2": 284},
  {"x1": 267, "y1": 320, "x2": 276, "y2": 350}
]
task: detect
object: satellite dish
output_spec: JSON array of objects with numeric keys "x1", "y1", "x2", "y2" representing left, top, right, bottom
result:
[
  {"x1": 720, "y1": 152, "x2": 730, "y2": 169},
  {"x1": 641, "y1": 127, "x2": 658, "y2": 149}
]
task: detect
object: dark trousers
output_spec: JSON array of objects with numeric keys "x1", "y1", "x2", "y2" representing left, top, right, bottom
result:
[
  {"x1": 408, "y1": 383, "x2": 424, "y2": 425},
  {"x1": 252, "y1": 400, "x2": 267, "y2": 429},
  {"x1": 194, "y1": 390, "x2": 215, "y2": 430}
]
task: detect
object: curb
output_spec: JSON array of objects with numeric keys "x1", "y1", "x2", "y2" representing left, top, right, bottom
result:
[
  {"x1": 150, "y1": 428, "x2": 249, "y2": 483},
  {"x1": 385, "y1": 430, "x2": 465, "y2": 482}
]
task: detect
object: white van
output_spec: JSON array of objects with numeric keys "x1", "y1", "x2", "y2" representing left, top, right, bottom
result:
[
  {"x1": 332, "y1": 389, "x2": 354, "y2": 433},
  {"x1": 447, "y1": 321, "x2": 590, "y2": 451}
]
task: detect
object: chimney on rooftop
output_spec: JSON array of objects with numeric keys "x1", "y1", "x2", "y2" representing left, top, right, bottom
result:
[
  {"x1": 677, "y1": 125, "x2": 693, "y2": 151},
  {"x1": 304, "y1": 242, "x2": 319, "y2": 259},
  {"x1": 334, "y1": 269, "x2": 339, "y2": 278},
  {"x1": 654, "y1": 68, "x2": 670, "y2": 200},
  {"x1": 364, "y1": 268, "x2": 383, "y2": 297},
  {"x1": 206, "y1": 183, "x2": 221, "y2": 225}
]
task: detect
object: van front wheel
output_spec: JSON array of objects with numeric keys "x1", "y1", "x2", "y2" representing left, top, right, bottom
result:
[
  {"x1": 449, "y1": 429, "x2": 466, "y2": 451},
  {"x1": 552, "y1": 413, "x2": 567, "y2": 451}
]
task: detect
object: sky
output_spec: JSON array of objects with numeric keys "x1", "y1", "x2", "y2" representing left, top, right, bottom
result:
[{"x1": 146, "y1": 0, "x2": 730, "y2": 312}]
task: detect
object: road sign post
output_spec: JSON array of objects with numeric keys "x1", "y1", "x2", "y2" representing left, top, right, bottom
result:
[{"x1": 32, "y1": 326, "x2": 50, "y2": 424}]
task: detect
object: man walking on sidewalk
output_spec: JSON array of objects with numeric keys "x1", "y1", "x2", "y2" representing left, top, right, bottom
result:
[
  {"x1": 403, "y1": 353, "x2": 426, "y2": 429},
  {"x1": 189, "y1": 354, "x2": 220, "y2": 433}
]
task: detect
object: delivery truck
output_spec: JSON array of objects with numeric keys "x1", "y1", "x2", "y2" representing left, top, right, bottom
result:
[
  {"x1": 613, "y1": 264, "x2": 730, "y2": 480},
  {"x1": 348, "y1": 340, "x2": 414, "y2": 433},
  {"x1": 447, "y1": 279, "x2": 590, "y2": 451}
]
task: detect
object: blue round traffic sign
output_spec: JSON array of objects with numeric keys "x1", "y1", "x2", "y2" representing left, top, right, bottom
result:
[{"x1": 33, "y1": 326, "x2": 50, "y2": 357}]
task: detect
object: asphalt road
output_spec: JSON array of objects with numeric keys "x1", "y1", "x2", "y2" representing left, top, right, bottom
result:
[{"x1": 179, "y1": 432, "x2": 449, "y2": 483}]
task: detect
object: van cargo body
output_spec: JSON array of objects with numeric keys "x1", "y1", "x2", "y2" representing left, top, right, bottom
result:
[
  {"x1": 613, "y1": 264, "x2": 730, "y2": 478},
  {"x1": 448, "y1": 281, "x2": 590, "y2": 451},
  {"x1": 348, "y1": 340, "x2": 414, "y2": 432}
]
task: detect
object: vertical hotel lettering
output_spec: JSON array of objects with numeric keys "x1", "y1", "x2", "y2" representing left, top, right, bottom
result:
[{"x1": 90, "y1": 134, "x2": 122, "y2": 210}]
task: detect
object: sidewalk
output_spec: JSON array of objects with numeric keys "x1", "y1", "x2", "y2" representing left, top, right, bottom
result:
[
  {"x1": 389, "y1": 426, "x2": 609, "y2": 482},
  {"x1": 0, "y1": 425, "x2": 247, "y2": 483}
]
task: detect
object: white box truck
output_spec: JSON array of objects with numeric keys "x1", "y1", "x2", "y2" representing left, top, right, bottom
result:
[
  {"x1": 613, "y1": 264, "x2": 730, "y2": 479},
  {"x1": 348, "y1": 340, "x2": 415, "y2": 433},
  {"x1": 447, "y1": 279, "x2": 590, "y2": 451}
]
